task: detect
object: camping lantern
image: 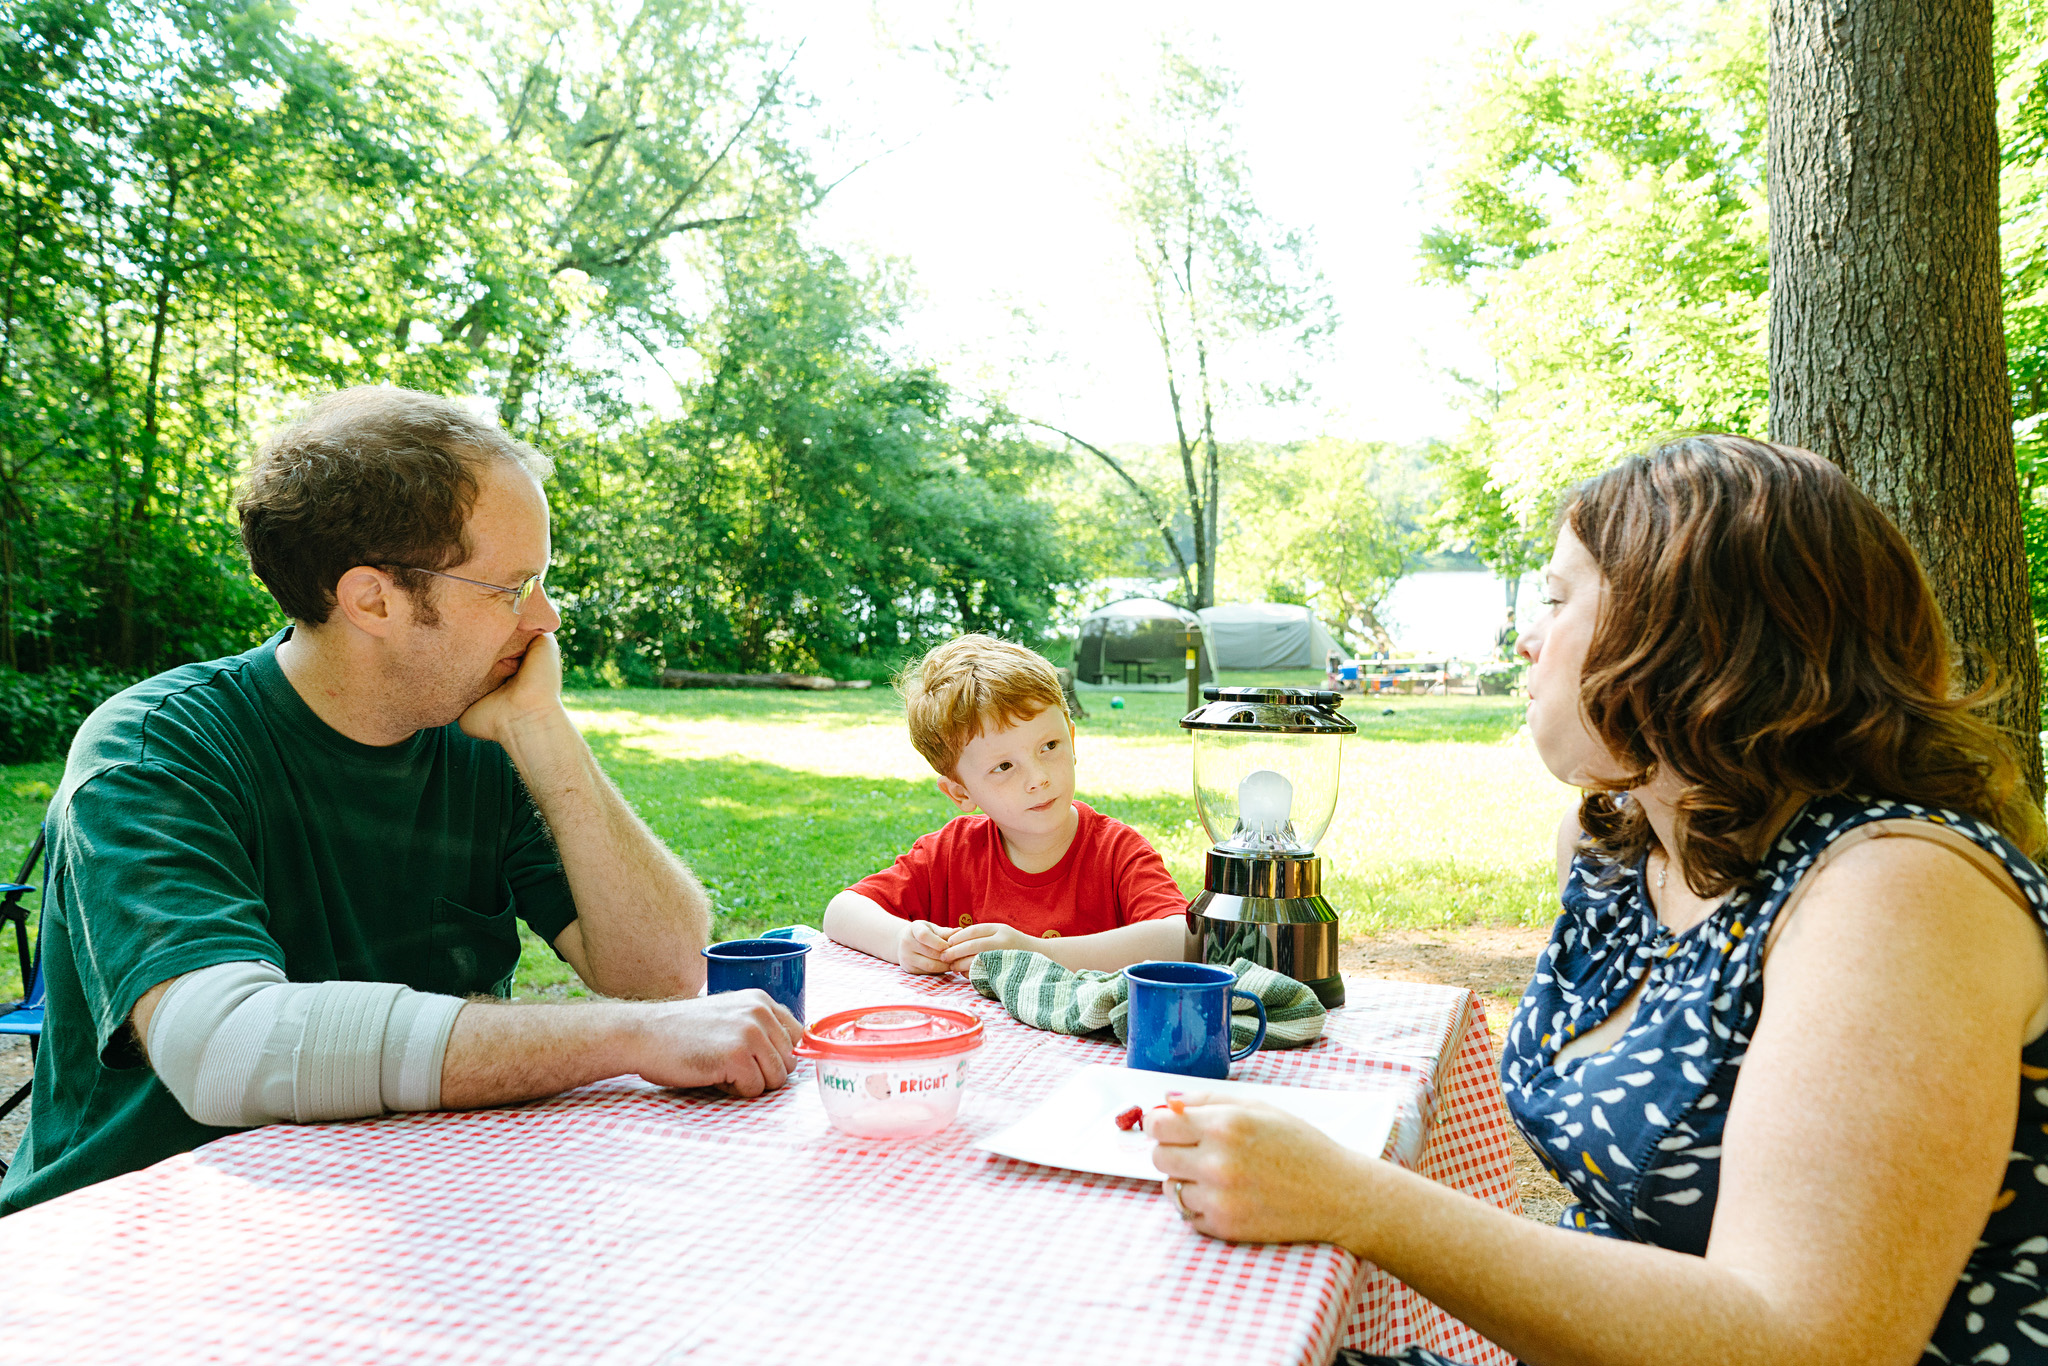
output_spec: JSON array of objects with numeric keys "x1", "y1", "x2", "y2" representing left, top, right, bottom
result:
[{"x1": 1179, "y1": 686, "x2": 1355, "y2": 1009}]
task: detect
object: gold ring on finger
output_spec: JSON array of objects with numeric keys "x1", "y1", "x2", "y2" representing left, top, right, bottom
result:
[{"x1": 1166, "y1": 1178, "x2": 1196, "y2": 1222}]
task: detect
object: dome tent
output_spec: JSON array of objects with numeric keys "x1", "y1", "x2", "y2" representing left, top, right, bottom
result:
[
  {"x1": 1073, "y1": 597, "x2": 1216, "y2": 690},
  {"x1": 1196, "y1": 602, "x2": 1343, "y2": 671}
]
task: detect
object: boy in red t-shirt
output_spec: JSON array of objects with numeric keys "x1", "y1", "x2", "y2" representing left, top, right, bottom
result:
[{"x1": 823, "y1": 634, "x2": 1188, "y2": 974}]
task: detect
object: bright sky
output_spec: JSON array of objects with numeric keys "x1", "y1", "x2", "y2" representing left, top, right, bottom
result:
[
  {"x1": 749, "y1": 0, "x2": 1623, "y2": 448},
  {"x1": 317, "y1": 0, "x2": 1624, "y2": 448}
]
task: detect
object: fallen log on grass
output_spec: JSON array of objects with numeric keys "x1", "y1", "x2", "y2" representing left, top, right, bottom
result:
[{"x1": 658, "y1": 669, "x2": 872, "y2": 691}]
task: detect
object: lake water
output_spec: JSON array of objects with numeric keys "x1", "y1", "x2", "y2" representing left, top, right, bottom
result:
[{"x1": 1379, "y1": 570, "x2": 1539, "y2": 660}]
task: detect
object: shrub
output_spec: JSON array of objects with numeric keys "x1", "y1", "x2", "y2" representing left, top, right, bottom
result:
[{"x1": 0, "y1": 667, "x2": 144, "y2": 764}]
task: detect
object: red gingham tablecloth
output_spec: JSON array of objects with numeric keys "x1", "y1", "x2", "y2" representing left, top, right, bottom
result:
[{"x1": 0, "y1": 941, "x2": 1520, "y2": 1366}]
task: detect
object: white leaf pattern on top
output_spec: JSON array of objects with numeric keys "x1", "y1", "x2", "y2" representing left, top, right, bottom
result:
[{"x1": 1490, "y1": 796, "x2": 2048, "y2": 1365}]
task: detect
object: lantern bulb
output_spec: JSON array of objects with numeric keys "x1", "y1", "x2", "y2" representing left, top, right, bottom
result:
[{"x1": 1237, "y1": 768, "x2": 1294, "y2": 837}]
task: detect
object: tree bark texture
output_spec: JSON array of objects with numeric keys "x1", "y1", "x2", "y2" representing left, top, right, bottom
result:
[{"x1": 1768, "y1": 0, "x2": 2044, "y2": 800}]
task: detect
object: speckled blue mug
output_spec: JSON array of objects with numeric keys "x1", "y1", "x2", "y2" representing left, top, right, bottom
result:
[
  {"x1": 704, "y1": 938, "x2": 811, "y2": 1023},
  {"x1": 1122, "y1": 961, "x2": 1266, "y2": 1079}
]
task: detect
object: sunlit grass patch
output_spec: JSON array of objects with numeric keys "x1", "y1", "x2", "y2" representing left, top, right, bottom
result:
[
  {"x1": 556, "y1": 687, "x2": 1574, "y2": 985},
  {"x1": 0, "y1": 687, "x2": 1573, "y2": 1001},
  {"x1": 1337, "y1": 857, "x2": 1564, "y2": 934}
]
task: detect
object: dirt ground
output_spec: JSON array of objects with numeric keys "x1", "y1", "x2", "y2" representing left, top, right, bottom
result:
[
  {"x1": 0, "y1": 929, "x2": 1562, "y2": 1223},
  {"x1": 1341, "y1": 926, "x2": 1568, "y2": 1226}
]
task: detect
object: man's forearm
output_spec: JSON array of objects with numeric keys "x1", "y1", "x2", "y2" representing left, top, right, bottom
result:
[
  {"x1": 434, "y1": 999, "x2": 642, "y2": 1109},
  {"x1": 440, "y1": 992, "x2": 804, "y2": 1108},
  {"x1": 499, "y1": 712, "x2": 709, "y2": 998}
]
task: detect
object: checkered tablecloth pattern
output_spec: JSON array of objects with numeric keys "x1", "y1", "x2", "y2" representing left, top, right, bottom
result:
[{"x1": 0, "y1": 942, "x2": 1518, "y2": 1366}]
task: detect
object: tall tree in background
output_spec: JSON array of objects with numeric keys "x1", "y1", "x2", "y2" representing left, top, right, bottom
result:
[
  {"x1": 1769, "y1": 0, "x2": 2043, "y2": 798},
  {"x1": 1221, "y1": 439, "x2": 1428, "y2": 650},
  {"x1": 413, "y1": 0, "x2": 813, "y2": 430},
  {"x1": 1086, "y1": 44, "x2": 1333, "y2": 609},
  {"x1": 1417, "y1": 5, "x2": 1767, "y2": 562},
  {"x1": 1424, "y1": 0, "x2": 2048, "y2": 755},
  {"x1": 0, "y1": 0, "x2": 456, "y2": 673},
  {"x1": 0, "y1": 0, "x2": 1076, "y2": 704},
  {"x1": 546, "y1": 234, "x2": 1074, "y2": 682},
  {"x1": 1426, "y1": 443, "x2": 1544, "y2": 617}
]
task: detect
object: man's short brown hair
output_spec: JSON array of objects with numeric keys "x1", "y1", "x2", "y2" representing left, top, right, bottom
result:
[
  {"x1": 237, "y1": 386, "x2": 553, "y2": 625},
  {"x1": 898, "y1": 634, "x2": 1068, "y2": 778}
]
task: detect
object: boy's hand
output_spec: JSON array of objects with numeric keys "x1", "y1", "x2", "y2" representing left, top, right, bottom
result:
[
  {"x1": 941, "y1": 921, "x2": 1039, "y2": 968},
  {"x1": 898, "y1": 920, "x2": 954, "y2": 974}
]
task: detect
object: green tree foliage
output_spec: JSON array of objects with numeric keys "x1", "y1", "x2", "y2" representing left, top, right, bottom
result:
[
  {"x1": 1219, "y1": 439, "x2": 1430, "y2": 650},
  {"x1": 1084, "y1": 43, "x2": 1334, "y2": 608},
  {"x1": 1422, "y1": 2, "x2": 1768, "y2": 529},
  {"x1": 1431, "y1": 0, "x2": 2048, "y2": 729},
  {"x1": 0, "y1": 0, "x2": 1075, "y2": 734},
  {"x1": 1429, "y1": 0, "x2": 2048, "y2": 662},
  {"x1": 0, "y1": 0, "x2": 470, "y2": 673},
  {"x1": 393, "y1": 0, "x2": 813, "y2": 427},
  {"x1": 2001, "y1": 0, "x2": 2048, "y2": 630},
  {"x1": 549, "y1": 235, "x2": 1071, "y2": 682},
  {"x1": 1425, "y1": 440, "x2": 1542, "y2": 612}
]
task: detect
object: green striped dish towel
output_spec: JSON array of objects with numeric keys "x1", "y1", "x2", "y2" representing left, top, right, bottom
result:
[{"x1": 966, "y1": 951, "x2": 1327, "y2": 1049}]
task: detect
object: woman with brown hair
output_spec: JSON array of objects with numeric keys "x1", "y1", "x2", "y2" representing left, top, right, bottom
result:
[{"x1": 1149, "y1": 435, "x2": 2048, "y2": 1366}]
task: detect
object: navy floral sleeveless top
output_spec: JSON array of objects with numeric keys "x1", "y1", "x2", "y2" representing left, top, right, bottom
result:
[{"x1": 1491, "y1": 794, "x2": 2048, "y2": 1364}]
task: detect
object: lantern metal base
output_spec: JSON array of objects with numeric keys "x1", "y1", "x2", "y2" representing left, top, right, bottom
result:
[{"x1": 1184, "y1": 849, "x2": 1346, "y2": 1011}]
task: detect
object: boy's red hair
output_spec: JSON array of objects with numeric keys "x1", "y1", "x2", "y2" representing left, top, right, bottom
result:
[{"x1": 898, "y1": 635, "x2": 1068, "y2": 778}]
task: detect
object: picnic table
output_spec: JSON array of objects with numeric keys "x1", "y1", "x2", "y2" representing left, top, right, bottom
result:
[
  {"x1": 0, "y1": 940, "x2": 1520, "y2": 1366},
  {"x1": 1357, "y1": 659, "x2": 1453, "y2": 695}
]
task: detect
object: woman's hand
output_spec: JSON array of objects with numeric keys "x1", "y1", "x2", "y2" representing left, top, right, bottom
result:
[{"x1": 1146, "y1": 1095, "x2": 1376, "y2": 1248}]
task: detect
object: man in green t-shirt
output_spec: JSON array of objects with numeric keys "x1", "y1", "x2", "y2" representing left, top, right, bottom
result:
[{"x1": 0, "y1": 387, "x2": 800, "y2": 1214}]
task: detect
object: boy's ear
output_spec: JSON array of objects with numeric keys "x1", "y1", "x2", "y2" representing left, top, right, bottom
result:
[{"x1": 934, "y1": 774, "x2": 975, "y2": 813}]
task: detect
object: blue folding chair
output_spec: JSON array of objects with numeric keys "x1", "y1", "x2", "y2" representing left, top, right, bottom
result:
[{"x1": 0, "y1": 826, "x2": 46, "y2": 1175}]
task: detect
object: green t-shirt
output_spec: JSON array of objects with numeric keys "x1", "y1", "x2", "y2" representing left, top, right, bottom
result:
[{"x1": 0, "y1": 631, "x2": 578, "y2": 1214}]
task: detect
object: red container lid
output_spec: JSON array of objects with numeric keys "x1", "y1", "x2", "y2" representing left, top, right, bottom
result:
[{"x1": 795, "y1": 1005, "x2": 985, "y2": 1060}]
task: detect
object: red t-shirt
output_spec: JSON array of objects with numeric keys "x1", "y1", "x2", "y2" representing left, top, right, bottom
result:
[{"x1": 850, "y1": 801, "x2": 1187, "y2": 939}]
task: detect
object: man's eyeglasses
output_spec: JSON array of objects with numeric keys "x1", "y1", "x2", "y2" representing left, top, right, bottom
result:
[{"x1": 386, "y1": 566, "x2": 547, "y2": 613}]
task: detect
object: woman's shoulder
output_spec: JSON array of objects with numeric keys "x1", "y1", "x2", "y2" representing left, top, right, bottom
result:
[
  {"x1": 1557, "y1": 822, "x2": 1640, "y2": 916},
  {"x1": 1782, "y1": 794, "x2": 2048, "y2": 907},
  {"x1": 1553, "y1": 808, "x2": 1580, "y2": 888}
]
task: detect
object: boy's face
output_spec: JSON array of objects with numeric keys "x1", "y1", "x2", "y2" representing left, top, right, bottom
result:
[{"x1": 936, "y1": 705, "x2": 1076, "y2": 838}]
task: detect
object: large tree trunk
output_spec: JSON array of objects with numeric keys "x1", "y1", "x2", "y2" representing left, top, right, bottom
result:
[{"x1": 1768, "y1": 0, "x2": 2043, "y2": 802}]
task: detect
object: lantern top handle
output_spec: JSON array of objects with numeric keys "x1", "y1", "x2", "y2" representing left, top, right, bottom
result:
[
  {"x1": 1181, "y1": 685, "x2": 1357, "y2": 735},
  {"x1": 1201, "y1": 685, "x2": 1339, "y2": 706}
]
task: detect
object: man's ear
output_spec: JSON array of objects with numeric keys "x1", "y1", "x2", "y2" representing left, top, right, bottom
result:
[
  {"x1": 332, "y1": 566, "x2": 401, "y2": 639},
  {"x1": 933, "y1": 774, "x2": 975, "y2": 813}
]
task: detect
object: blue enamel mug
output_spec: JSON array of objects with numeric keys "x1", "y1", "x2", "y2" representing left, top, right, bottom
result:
[
  {"x1": 1122, "y1": 961, "x2": 1268, "y2": 1079},
  {"x1": 703, "y1": 938, "x2": 811, "y2": 1023}
]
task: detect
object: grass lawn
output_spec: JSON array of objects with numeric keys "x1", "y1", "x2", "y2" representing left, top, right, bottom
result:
[{"x1": 0, "y1": 674, "x2": 1578, "y2": 999}]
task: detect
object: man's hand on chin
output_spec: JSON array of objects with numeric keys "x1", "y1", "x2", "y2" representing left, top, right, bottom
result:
[{"x1": 460, "y1": 631, "x2": 565, "y2": 746}]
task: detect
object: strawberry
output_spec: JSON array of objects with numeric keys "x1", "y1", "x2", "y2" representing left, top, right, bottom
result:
[{"x1": 1113, "y1": 1104, "x2": 1144, "y2": 1131}]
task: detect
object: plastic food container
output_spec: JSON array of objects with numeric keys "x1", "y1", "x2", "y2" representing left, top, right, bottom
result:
[{"x1": 794, "y1": 1005, "x2": 985, "y2": 1138}]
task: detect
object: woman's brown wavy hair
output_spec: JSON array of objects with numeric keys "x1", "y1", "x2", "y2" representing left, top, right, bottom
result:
[{"x1": 1568, "y1": 434, "x2": 2045, "y2": 894}]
